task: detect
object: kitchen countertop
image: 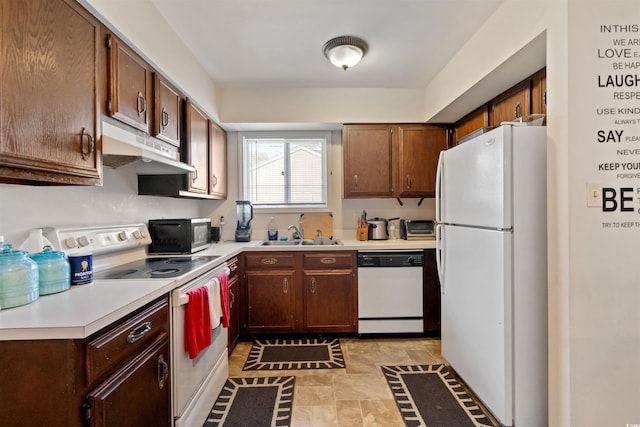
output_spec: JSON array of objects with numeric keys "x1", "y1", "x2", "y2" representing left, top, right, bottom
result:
[{"x1": 0, "y1": 239, "x2": 436, "y2": 341}]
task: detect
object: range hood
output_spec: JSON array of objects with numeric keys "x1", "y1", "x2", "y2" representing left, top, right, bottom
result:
[{"x1": 101, "y1": 120, "x2": 195, "y2": 174}]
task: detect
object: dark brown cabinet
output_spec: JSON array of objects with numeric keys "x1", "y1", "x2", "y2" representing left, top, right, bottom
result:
[
  {"x1": 423, "y1": 249, "x2": 441, "y2": 335},
  {"x1": 531, "y1": 68, "x2": 547, "y2": 118},
  {"x1": 0, "y1": 0, "x2": 102, "y2": 186},
  {"x1": 242, "y1": 251, "x2": 357, "y2": 334},
  {"x1": 489, "y1": 80, "x2": 531, "y2": 126},
  {"x1": 105, "y1": 34, "x2": 152, "y2": 134},
  {"x1": 153, "y1": 73, "x2": 182, "y2": 147},
  {"x1": 302, "y1": 252, "x2": 357, "y2": 333},
  {"x1": 227, "y1": 256, "x2": 241, "y2": 353},
  {"x1": 184, "y1": 99, "x2": 210, "y2": 194},
  {"x1": 209, "y1": 121, "x2": 228, "y2": 199},
  {"x1": 396, "y1": 125, "x2": 449, "y2": 198},
  {"x1": 343, "y1": 124, "x2": 448, "y2": 199},
  {"x1": 0, "y1": 297, "x2": 171, "y2": 427},
  {"x1": 343, "y1": 124, "x2": 395, "y2": 198},
  {"x1": 454, "y1": 106, "x2": 489, "y2": 145}
]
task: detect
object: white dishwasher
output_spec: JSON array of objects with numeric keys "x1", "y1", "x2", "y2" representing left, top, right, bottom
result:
[{"x1": 357, "y1": 251, "x2": 424, "y2": 334}]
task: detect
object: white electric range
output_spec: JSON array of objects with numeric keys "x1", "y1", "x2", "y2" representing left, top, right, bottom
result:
[{"x1": 43, "y1": 224, "x2": 230, "y2": 427}]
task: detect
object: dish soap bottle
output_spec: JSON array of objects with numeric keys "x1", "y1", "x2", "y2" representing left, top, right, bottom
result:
[{"x1": 267, "y1": 217, "x2": 278, "y2": 241}]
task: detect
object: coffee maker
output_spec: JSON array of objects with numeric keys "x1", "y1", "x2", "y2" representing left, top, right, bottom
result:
[{"x1": 234, "y1": 200, "x2": 253, "y2": 242}]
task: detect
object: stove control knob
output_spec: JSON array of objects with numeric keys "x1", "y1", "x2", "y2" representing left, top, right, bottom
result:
[
  {"x1": 78, "y1": 236, "x2": 90, "y2": 247},
  {"x1": 139, "y1": 228, "x2": 149, "y2": 238},
  {"x1": 118, "y1": 231, "x2": 128, "y2": 241},
  {"x1": 132, "y1": 230, "x2": 142, "y2": 239},
  {"x1": 64, "y1": 237, "x2": 78, "y2": 249}
]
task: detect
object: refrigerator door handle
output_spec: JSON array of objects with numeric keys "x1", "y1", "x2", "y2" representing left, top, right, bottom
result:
[
  {"x1": 435, "y1": 223, "x2": 445, "y2": 294},
  {"x1": 435, "y1": 152, "x2": 444, "y2": 223}
]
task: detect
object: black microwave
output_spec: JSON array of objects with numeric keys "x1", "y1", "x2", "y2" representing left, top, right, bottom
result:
[{"x1": 148, "y1": 218, "x2": 212, "y2": 254}]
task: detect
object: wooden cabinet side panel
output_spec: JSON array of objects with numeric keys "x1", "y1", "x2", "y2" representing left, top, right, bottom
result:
[
  {"x1": 423, "y1": 249, "x2": 441, "y2": 334},
  {"x1": 343, "y1": 125, "x2": 394, "y2": 197},
  {"x1": 0, "y1": 0, "x2": 102, "y2": 183},
  {"x1": 0, "y1": 339, "x2": 85, "y2": 426}
]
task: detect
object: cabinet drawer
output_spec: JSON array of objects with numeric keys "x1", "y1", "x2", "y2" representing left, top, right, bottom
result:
[
  {"x1": 245, "y1": 253, "x2": 296, "y2": 269},
  {"x1": 86, "y1": 297, "x2": 169, "y2": 386},
  {"x1": 227, "y1": 256, "x2": 239, "y2": 279},
  {"x1": 303, "y1": 252, "x2": 353, "y2": 269}
]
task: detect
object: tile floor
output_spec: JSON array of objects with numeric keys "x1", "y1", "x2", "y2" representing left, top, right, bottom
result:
[{"x1": 227, "y1": 337, "x2": 448, "y2": 426}]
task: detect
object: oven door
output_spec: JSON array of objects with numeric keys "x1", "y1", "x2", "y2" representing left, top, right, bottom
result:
[{"x1": 171, "y1": 264, "x2": 229, "y2": 424}]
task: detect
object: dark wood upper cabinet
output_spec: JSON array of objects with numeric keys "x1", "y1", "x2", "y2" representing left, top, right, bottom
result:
[
  {"x1": 105, "y1": 34, "x2": 152, "y2": 134},
  {"x1": 184, "y1": 99, "x2": 209, "y2": 194},
  {"x1": 396, "y1": 125, "x2": 449, "y2": 198},
  {"x1": 209, "y1": 121, "x2": 227, "y2": 199},
  {"x1": 531, "y1": 68, "x2": 547, "y2": 118},
  {"x1": 343, "y1": 124, "x2": 395, "y2": 198},
  {"x1": 489, "y1": 80, "x2": 531, "y2": 126},
  {"x1": 0, "y1": 0, "x2": 102, "y2": 185},
  {"x1": 153, "y1": 73, "x2": 182, "y2": 147},
  {"x1": 454, "y1": 106, "x2": 489, "y2": 145}
]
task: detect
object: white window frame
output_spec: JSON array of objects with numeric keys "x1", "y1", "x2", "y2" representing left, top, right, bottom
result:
[{"x1": 238, "y1": 131, "x2": 331, "y2": 213}]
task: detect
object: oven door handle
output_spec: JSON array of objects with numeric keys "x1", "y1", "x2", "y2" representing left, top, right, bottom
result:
[{"x1": 173, "y1": 267, "x2": 230, "y2": 307}]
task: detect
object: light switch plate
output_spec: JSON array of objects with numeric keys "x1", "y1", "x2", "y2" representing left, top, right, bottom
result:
[{"x1": 587, "y1": 182, "x2": 602, "y2": 207}]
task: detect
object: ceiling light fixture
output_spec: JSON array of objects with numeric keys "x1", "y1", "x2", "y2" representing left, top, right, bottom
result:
[{"x1": 323, "y1": 36, "x2": 368, "y2": 71}]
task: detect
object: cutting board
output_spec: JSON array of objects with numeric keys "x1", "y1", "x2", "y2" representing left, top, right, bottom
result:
[{"x1": 300, "y1": 213, "x2": 333, "y2": 240}]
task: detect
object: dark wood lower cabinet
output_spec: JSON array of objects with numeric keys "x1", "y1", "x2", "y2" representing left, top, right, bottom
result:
[
  {"x1": 424, "y1": 249, "x2": 441, "y2": 335},
  {"x1": 0, "y1": 296, "x2": 170, "y2": 427},
  {"x1": 85, "y1": 334, "x2": 170, "y2": 427},
  {"x1": 242, "y1": 251, "x2": 357, "y2": 334}
]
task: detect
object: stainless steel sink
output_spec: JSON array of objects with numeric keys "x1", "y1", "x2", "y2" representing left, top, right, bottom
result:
[
  {"x1": 257, "y1": 240, "x2": 302, "y2": 246},
  {"x1": 256, "y1": 239, "x2": 342, "y2": 247}
]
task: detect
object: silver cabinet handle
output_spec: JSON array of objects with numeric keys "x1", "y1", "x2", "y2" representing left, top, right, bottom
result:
[
  {"x1": 283, "y1": 277, "x2": 288, "y2": 294},
  {"x1": 320, "y1": 257, "x2": 336, "y2": 264},
  {"x1": 192, "y1": 166, "x2": 197, "y2": 182},
  {"x1": 161, "y1": 108, "x2": 169, "y2": 128},
  {"x1": 354, "y1": 174, "x2": 358, "y2": 189},
  {"x1": 514, "y1": 102, "x2": 521, "y2": 119},
  {"x1": 229, "y1": 288, "x2": 235, "y2": 309},
  {"x1": 136, "y1": 91, "x2": 147, "y2": 117},
  {"x1": 211, "y1": 173, "x2": 218, "y2": 188},
  {"x1": 127, "y1": 321, "x2": 152, "y2": 343},
  {"x1": 310, "y1": 277, "x2": 316, "y2": 293},
  {"x1": 157, "y1": 354, "x2": 168, "y2": 389},
  {"x1": 406, "y1": 175, "x2": 412, "y2": 189}
]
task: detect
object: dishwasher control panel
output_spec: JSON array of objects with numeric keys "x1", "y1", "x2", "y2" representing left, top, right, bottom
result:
[{"x1": 357, "y1": 251, "x2": 424, "y2": 267}]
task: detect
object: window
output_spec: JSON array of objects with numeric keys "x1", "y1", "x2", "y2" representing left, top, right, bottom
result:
[{"x1": 241, "y1": 133, "x2": 328, "y2": 208}]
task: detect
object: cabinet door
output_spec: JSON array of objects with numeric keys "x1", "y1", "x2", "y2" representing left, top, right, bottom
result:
[
  {"x1": 184, "y1": 99, "x2": 209, "y2": 194},
  {"x1": 86, "y1": 334, "x2": 171, "y2": 427},
  {"x1": 245, "y1": 270, "x2": 296, "y2": 332},
  {"x1": 303, "y1": 270, "x2": 356, "y2": 332},
  {"x1": 531, "y1": 68, "x2": 547, "y2": 118},
  {"x1": 454, "y1": 106, "x2": 489, "y2": 145},
  {"x1": 343, "y1": 124, "x2": 395, "y2": 198},
  {"x1": 106, "y1": 34, "x2": 152, "y2": 133},
  {"x1": 489, "y1": 81, "x2": 530, "y2": 125},
  {"x1": 423, "y1": 249, "x2": 441, "y2": 334},
  {"x1": 209, "y1": 121, "x2": 227, "y2": 199},
  {"x1": 0, "y1": 0, "x2": 102, "y2": 185},
  {"x1": 396, "y1": 125, "x2": 449, "y2": 198},
  {"x1": 153, "y1": 73, "x2": 181, "y2": 147},
  {"x1": 227, "y1": 273, "x2": 240, "y2": 353}
]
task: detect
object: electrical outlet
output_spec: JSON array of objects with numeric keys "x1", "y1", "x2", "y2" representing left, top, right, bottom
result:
[{"x1": 586, "y1": 182, "x2": 602, "y2": 208}]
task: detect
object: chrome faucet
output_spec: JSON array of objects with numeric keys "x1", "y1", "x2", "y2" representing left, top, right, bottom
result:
[{"x1": 287, "y1": 225, "x2": 303, "y2": 240}]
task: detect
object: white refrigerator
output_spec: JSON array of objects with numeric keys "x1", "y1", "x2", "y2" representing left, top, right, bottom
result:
[{"x1": 435, "y1": 124, "x2": 548, "y2": 427}]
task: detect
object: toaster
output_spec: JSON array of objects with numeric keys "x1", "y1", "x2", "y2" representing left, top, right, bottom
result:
[{"x1": 400, "y1": 220, "x2": 435, "y2": 240}]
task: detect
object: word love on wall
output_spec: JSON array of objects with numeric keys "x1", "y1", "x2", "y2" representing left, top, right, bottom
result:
[{"x1": 590, "y1": 17, "x2": 640, "y2": 229}]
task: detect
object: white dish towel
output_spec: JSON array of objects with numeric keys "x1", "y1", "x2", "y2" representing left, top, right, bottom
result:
[{"x1": 207, "y1": 278, "x2": 222, "y2": 329}]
